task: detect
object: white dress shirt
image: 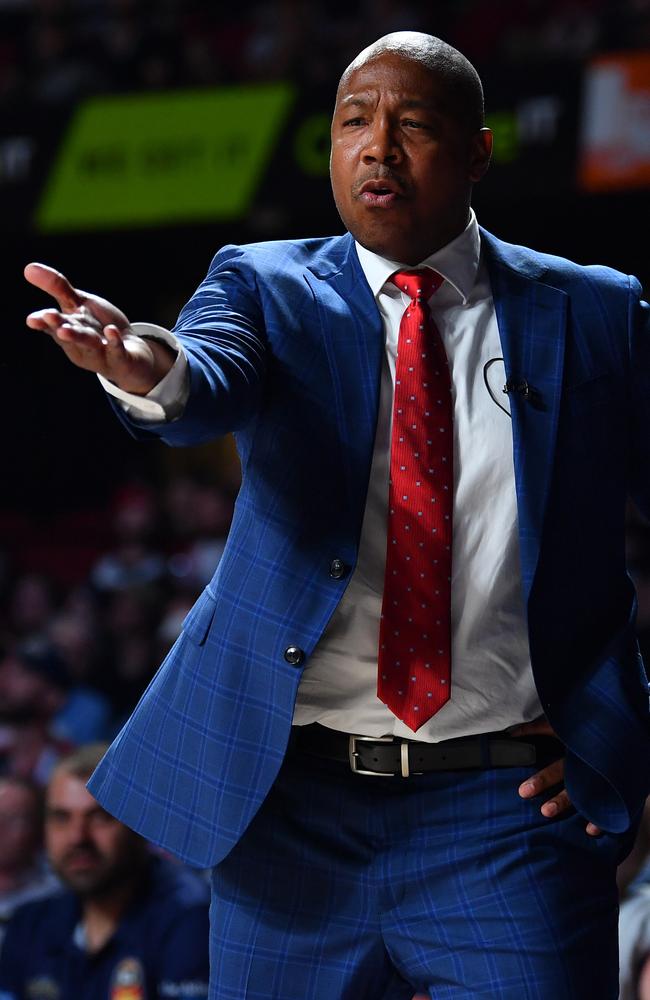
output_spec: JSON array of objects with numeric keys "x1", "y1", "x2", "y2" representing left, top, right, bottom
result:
[{"x1": 102, "y1": 211, "x2": 543, "y2": 741}]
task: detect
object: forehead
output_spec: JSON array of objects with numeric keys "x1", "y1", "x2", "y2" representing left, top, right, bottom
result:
[
  {"x1": 336, "y1": 52, "x2": 449, "y2": 111},
  {"x1": 47, "y1": 772, "x2": 96, "y2": 813},
  {"x1": 0, "y1": 782, "x2": 34, "y2": 813}
]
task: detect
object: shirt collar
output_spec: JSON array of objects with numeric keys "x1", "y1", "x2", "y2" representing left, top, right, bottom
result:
[{"x1": 354, "y1": 208, "x2": 480, "y2": 305}]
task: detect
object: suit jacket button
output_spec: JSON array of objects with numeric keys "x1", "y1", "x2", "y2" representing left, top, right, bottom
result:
[
  {"x1": 329, "y1": 558, "x2": 347, "y2": 579},
  {"x1": 284, "y1": 646, "x2": 304, "y2": 666}
]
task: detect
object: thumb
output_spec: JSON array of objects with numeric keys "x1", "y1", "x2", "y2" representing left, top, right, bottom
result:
[{"x1": 24, "y1": 263, "x2": 84, "y2": 312}]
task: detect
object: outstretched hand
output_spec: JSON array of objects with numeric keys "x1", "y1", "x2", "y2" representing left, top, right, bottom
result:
[
  {"x1": 511, "y1": 716, "x2": 602, "y2": 837},
  {"x1": 24, "y1": 263, "x2": 174, "y2": 395}
]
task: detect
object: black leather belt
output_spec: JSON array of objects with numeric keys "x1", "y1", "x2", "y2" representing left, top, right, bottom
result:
[{"x1": 289, "y1": 723, "x2": 563, "y2": 778}]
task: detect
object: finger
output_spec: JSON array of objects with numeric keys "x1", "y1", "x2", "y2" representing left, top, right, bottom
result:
[
  {"x1": 52, "y1": 320, "x2": 105, "y2": 349},
  {"x1": 518, "y1": 758, "x2": 564, "y2": 798},
  {"x1": 54, "y1": 321, "x2": 126, "y2": 360},
  {"x1": 103, "y1": 324, "x2": 127, "y2": 357},
  {"x1": 586, "y1": 823, "x2": 603, "y2": 837},
  {"x1": 104, "y1": 324, "x2": 123, "y2": 343},
  {"x1": 509, "y1": 716, "x2": 556, "y2": 738},
  {"x1": 540, "y1": 788, "x2": 571, "y2": 818},
  {"x1": 82, "y1": 295, "x2": 130, "y2": 330},
  {"x1": 26, "y1": 308, "x2": 66, "y2": 332},
  {"x1": 53, "y1": 323, "x2": 87, "y2": 345},
  {"x1": 24, "y1": 262, "x2": 84, "y2": 312}
]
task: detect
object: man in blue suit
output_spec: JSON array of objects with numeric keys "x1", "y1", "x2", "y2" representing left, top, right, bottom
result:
[{"x1": 24, "y1": 30, "x2": 650, "y2": 1000}]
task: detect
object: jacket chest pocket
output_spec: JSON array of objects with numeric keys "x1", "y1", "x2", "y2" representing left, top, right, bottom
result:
[{"x1": 180, "y1": 589, "x2": 218, "y2": 647}]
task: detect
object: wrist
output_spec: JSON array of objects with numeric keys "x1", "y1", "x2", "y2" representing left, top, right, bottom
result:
[
  {"x1": 145, "y1": 336, "x2": 178, "y2": 385},
  {"x1": 103, "y1": 338, "x2": 177, "y2": 395},
  {"x1": 114, "y1": 336, "x2": 177, "y2": 395}
]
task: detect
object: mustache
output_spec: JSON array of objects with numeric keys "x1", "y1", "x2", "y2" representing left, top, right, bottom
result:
[
  {"x1": 60, "y1": 845, "x2": 103, "y2": 864},
  {"x1": 351, "y1": 168, "x2": 411, "y2": 199}
]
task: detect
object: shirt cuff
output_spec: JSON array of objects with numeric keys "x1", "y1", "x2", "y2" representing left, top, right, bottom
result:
[{"x1": 97, "y1": 322, "x2": 189, "y2": 423}]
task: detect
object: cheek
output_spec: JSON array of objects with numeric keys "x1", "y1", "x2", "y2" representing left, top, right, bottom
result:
[
  {"x1": 331, "y1": 146, "x2": 357, "y2": 186},
  {"x1": 9, "y1": 678, "x2": 34, "y2": 699},
  {"x1": 414, "y1": 139, "x2": 463, "y2": 169},
  {"x1": 414, "y1": 163, "x2": 466, "y2": 208},
  {"x1": 94, "y1": 828, "x2": 129, "y2": 860},
  {"x1": 1, "y1": 833, "x2": 22, "y2": 856},
  {"x1": 45, "y1": 830, "x2": 62, "y2": 858},
  {"x1": 15, "y1": 831, "x2": 33, "y2": 852}
]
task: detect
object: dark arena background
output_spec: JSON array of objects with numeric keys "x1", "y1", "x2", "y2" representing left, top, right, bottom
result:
[{"x1": 1, "y1": 1, "x2": 650, "y2": 995}]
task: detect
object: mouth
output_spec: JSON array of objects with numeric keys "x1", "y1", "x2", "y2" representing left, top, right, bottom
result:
[
  {"x1": 356, "y1": 178, "x2": 406, "y2": 208},
  {"x1": 62, "y1": 851, "x2": 101, "y2": 871}
]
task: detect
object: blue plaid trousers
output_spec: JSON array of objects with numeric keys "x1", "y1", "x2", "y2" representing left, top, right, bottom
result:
[{"x1": 208, "y1": 745, "x2": 632, "y2": 999}]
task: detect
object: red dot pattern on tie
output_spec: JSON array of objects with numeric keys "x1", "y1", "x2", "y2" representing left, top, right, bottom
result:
[{"x1": 377, "y1": 268, "x2": 452, "y2": 732}]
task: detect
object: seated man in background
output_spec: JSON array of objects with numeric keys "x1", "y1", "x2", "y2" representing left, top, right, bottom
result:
[
  {"x1": 0, "y1": 744, "x2": 210, "y2": 1000},
  {"x1": 620, "y1": 849, "x2": 650, "y2": 1000},
  {"x1": 0, "y1": 640, "x2": 112, "y2": 761},
  {"x1": 0, "y1": 776, "x2": 58, "y2": 952}
]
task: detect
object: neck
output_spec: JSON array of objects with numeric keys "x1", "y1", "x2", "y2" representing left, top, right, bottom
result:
[
  {"x1": 405, "y1": 210, "x2": 471, "y2": 265},
  {"x1": 81, "y1": 881, "x2": 136, "y2": 954},
  {"x1": 358, "y1": 208, "x2": 472, "y2": 267}
]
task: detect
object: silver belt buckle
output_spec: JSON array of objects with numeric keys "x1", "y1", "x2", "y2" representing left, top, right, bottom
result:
[{"x1": 348, "y1": 734, "x2": 399, "y2": 776}]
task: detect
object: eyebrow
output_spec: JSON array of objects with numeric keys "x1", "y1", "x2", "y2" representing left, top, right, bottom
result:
[
  {"x1": 46, "y1": 805, "x2": 110, "y2": 819},
  {"x1": 339, "y1": 95, "x2": 442, "y2": 112}
]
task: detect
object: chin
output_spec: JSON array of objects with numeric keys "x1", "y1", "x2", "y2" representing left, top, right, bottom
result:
[
  {"x1": 353, "y1": 227, "x2": 398, "y2": 257},
  {"x1": 61, "y1": 873, "x2": 102, "y2": 895},
  {"x1": 347, "y1": 214, "x2": 414, "y2": 260},
  {"x1": 358, "y1": 235, "x2": 413, "y2": 264}
]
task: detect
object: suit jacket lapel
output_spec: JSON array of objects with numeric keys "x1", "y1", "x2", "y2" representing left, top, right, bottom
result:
[
  {"x1": 482, "y1": 230, "x2": 568, "y2": 604},
  {"x1": 304, "y1": 235, "x2": 384, "y2": 522},
  {"x1": 304, "y1": 229, "x2": 569, "y2": 606}
]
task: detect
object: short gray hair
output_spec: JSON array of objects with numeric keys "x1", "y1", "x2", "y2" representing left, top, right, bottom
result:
[{"x1": 51, "y1": 743, "x2": 109, "y2": 783}]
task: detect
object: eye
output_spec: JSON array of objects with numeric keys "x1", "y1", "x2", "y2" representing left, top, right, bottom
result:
[
  {"x1": 342, "y1": 117, "x2": 365, "y2": 127},
  {"x1": 89, "y1": 809, "x2": 115, "y2": 828},
  {"x1": 402, "y1": 119, "x2": 428, "y2": 129},
  {"x1": 46, "y1": 809, "x2": 69, "y2": 825}
]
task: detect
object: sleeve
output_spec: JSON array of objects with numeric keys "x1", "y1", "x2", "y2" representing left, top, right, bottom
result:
[
  {"x1": 107, "y1": 244, "x2": 267, "y2": 448},
  {"x1": 628, "y1": 276, "x2": 650, "y2": 516},
  {"x1": 619, "y1": 890, "x2": 650, "y2": 1000},
  {"x1": 98, "y1": 323, "x2": 189, "y2": 423},
  {"x1": 155, "y1": 904, "x2": 210, "y2": 1000}
]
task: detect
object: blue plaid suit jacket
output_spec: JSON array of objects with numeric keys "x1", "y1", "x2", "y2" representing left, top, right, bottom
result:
[{"x1": 88, "y1": 228, "x2": 650, "y2": 868}]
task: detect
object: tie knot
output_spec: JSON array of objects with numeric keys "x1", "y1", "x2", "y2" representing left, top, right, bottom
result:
[{"x1": 391, "y1": 268, "x2": 442, "y2": 303}]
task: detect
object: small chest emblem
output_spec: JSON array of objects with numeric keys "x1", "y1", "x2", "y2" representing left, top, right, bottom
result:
[{"x1": 110, "y1": 956, "x2": 146, "y2": 1000}]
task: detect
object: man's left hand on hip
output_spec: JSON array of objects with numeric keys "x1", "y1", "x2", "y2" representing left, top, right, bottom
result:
[{"x1": 510, "y1": 716, "x2": 603, "y2": 837}]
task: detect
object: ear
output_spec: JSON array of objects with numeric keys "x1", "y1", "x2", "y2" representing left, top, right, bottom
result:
[{"x1": 469, "y1": 128, "x2": 493, "y2": 182}]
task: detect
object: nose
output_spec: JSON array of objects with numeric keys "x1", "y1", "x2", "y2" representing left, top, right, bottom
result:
[
  {"x1": 361, "y1": 116, "x2": 401, "y2": 165},
  {"x1": 66, "y1": 815, "x2": 93, "y2": 844}
]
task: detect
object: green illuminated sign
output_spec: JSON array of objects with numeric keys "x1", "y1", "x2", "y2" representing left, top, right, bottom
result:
[
  {"x1": 37, "y1": 84, "x2": 294, "y2": 231},
  {"x1": 293, "y1": 113, "x2": 331, "y2": 177},
  {"x1": 487, "y1": 111, "x2": 519, "y2": 164}
]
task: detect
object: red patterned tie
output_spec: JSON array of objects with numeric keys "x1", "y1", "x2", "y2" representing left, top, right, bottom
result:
[{"x1": 377, "y1": 268, "x2": 453, "y2": 731}]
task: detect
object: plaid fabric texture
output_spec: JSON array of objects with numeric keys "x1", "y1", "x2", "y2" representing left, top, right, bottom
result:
[
  {"x1": 89, "y1": 230, "x2": 650, "y2": 870},
  {"x1": 209, "y1": 748, "x2": 630, "y2": 999}
]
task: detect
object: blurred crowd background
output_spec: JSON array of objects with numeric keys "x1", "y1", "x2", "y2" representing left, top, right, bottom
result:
[
  {"x1": 1, "y1": 0, "x2": 650, "y2": 995},
  {"x1": 0, "y1": 0, "x2": 648, "y2": 104}
]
